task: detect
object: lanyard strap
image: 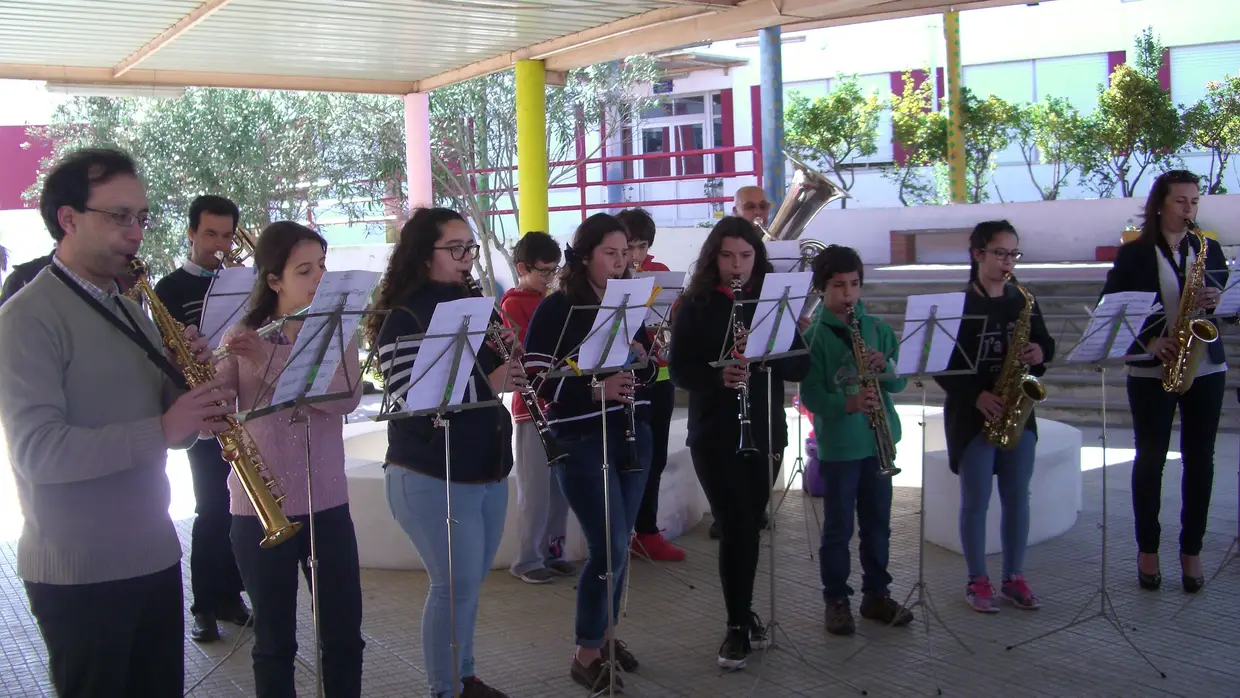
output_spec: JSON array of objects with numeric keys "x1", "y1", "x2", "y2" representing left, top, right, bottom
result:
[{"x1": 50, "y1": 264, "x2": 188, "y2": 389}]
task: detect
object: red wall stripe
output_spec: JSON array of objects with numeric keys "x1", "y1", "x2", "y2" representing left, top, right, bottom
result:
[
  {"x1": 0, "y1": 126, "x2": 52, "y2": 210},
  {"x1": 1107, "y1": 50, "x2": 1126, "y2": 83},
  {"x1": 750, "y1": 84, "x2": 762, "y2": 184},
  {"x1": 1158, "y1": 48, "x2": 1171, "y2": 93},
  {"x1": 719, "y1": 88, "x2": 735, "y2": 174}
]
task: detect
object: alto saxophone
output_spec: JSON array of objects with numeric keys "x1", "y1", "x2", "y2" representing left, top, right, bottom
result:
[
  {"x1": 128, "y1": 258, "x2": 302, "y2": 548},
  {"x1": 1162, "y1": 222, "x2": 1220, "y2": 393},
  {"x1": 984, "y1": 275, "x2": 1048, "y2": 450},
  {"x1": 845, "y1": 305, "x2": 900, "y2": 477}
]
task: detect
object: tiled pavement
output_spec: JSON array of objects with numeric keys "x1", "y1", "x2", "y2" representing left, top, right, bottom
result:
[{"x1": 2, "y1": 426, "x2": 1239, "y2": 697}]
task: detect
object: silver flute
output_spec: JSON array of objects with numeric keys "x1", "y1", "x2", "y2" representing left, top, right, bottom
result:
[{"x1": 211, "y1": 306, "x2": 310, "y2": 358}]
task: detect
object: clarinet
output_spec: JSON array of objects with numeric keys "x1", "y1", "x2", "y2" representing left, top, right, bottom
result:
[
  {"x1": 620, "y1": 354, "x2": 642, "y2": 474},
  {"x1": 465, "y1": 276, "x2": 566, "y2": 465},
  {"x1": 732, "y1": 277, "x2": 760, "y2": 457}
]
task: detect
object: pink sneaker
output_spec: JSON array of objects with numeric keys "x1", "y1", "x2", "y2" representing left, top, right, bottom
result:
[
  {"x1": 966, "y1": 576, "x2": 1000, "y2": 613},
  {"x1": 1000, "y1": 574, "x2": 1042, "y2": 610}
]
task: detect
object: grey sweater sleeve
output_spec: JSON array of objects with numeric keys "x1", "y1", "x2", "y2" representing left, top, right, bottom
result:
[{"x1": 0, "y1": 312, "x2": 169, "y2": 485}]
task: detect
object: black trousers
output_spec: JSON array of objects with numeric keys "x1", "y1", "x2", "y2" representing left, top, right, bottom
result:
[
  {"x1": 1127, "y1": 371, "x2": 1225, "y2": 556},
  {"x1": 232, "y1": 504, "x2": 365, "y2": 698},
  {"x1": 24, "y1": 563, "x2": 183, "y2": 698},
  {"x1": 635, "y1": 379, "x2": 676, "y2": 535},
  {"x1": 188, "y1": 437, "x2": 245, "y2": 615},
  {"x1": 691, "y1": 440, "x2": 781, "y2": 626}
]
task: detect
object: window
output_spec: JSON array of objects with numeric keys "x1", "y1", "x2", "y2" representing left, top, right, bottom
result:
[
  {"x1": 1034, "y1": 54, "x2": 1109, "y2": 111},
  {"x1": 1172, "y1": 42, "x2": 1240, "y2": 110},
  {"x1": 640, "y1": 95, "x2": 707, "y2": 120}
]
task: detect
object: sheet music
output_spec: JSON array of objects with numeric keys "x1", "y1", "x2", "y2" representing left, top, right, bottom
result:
[
  {"x1": 270, "y1": 270, "x2": 381, "y2": 406},
  {"x1": 199, "y1": 267, "x2": 258, "y2": 350},
  {"x1": 1215, "y1": 275, "x2": 1240, "y2": 317},
  {"x1": 1065, "y1": 291, "x2": 1157, "y2": 362},
  {"x1": 765, "y1": 241, "x2": 804, "y2": 273},
  {"x1": 896, "y1": 292, "x2": 966, "y2": 375},
  {"x1": 633, "y1": 270, "x2": 685, "y2": 325},
  {"x1": 401, "y1": 296, "x2": 495, "y2": 413},
  {"x1": 578, "y1": 276, "x2": 656, "y2": 371},
  {"x1": 745, "y1": 271, "x2": 812, "y2": 359}
]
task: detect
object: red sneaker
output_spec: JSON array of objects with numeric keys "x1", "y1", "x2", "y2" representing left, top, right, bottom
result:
[{"x1": 631, "y1": 532, "x2": 686, "y2": 562}]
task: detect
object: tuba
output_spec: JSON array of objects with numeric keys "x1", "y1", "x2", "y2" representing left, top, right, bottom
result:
[
  {"x1": 756, "y1": 152, "x2": 847, "y2": 264},
  {"x1": 1163, "y1": 221, "x2": 1220, "y2": 393},
  {"x1": 218, "y1": 225, "x2": 258, "y2": 267},
  {"x1": 984, "y1": 276, "x2": 1048, "y2": 449},
  {"x1": 128, "y1": 258, "x2": 301, "y2": 547}
]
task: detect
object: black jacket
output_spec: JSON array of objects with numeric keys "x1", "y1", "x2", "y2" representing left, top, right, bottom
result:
[
  {"x1": 1099, "y1": 235, "x2": 1228, "y2": 367},
  {"x1": 523, "y1": 290, "x2": 658, "y2": 440},
  {"x1": 153, "y1": 268, "x2": 213, "y2": 329},
  {"x1": 933, "y1": 284, "x2": 1055, "y2": 474},
  {"x1": 377, "y1": 281, "x2": 513, "y2": 483},
  {"x1": 0, "y1": 254, "x2": 52, "y2": 308},
  {"x1": 668, "y1": 281, "x2": 810, "y2": 454}
]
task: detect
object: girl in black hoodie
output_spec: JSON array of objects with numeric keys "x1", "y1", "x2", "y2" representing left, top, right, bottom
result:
[
  {"x1": 668, "y1": 216, "x2": 809, "y2": 670},
  {"x1": 367, "y1": 207, "x2": 523, "y2": 698},
  {"x1": 934, "y1": 220, "x2": 1054, "y2": 615},
  {"x1": 523, "y1": 213, "x2": 657, "y2": 694}
]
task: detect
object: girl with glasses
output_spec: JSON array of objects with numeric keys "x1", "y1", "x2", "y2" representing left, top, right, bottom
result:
[
  {"x1": 1100, "y1": 169, "x2": 1226, "y2": 594},
  {"x1": 366, "y1": 207, "x2": 524, "y2": 698},
  {"x1": 934, "y1": 220, "x2": 1055, "y2": 613}
]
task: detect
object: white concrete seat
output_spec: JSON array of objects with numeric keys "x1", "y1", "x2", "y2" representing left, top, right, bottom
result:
[
  {"x1": 341, "y1": 419, "x2": 710, "y2": 571},
  {"x1": 922, "y1": 416, "x2": 1083, "y2": 556}
]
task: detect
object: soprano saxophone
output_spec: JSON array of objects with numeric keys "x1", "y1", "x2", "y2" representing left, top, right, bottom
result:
[
  {"x1": 984, "y1": 275, "x2": 1048, "y2": 450},
  {"x1": 845, "y1": 305, "x2": 900, "y2": 477},
  {"x1": 1162, "y1": 221, "x2": 1220, "y2": 393},
  {"x1": 128, "y1": 258, "x2": 302, "y2": 548}
]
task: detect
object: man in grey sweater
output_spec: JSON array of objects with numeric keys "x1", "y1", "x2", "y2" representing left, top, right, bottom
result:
[{"x1": 0, "y1": 148, "x2": 235, "y2": 698}]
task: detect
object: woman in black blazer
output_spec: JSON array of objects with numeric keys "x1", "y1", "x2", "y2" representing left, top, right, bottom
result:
[{"x1": 1100, "y1": 170, "x2": 1226, "y2": 594}]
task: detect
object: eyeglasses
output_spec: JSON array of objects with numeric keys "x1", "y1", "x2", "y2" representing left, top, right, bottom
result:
[
  {"x1": 434, "y1": 243, "x2": 480, "y2": 260},
  {"x1": 85, "y1": 207, "x2": 154, "y2": 230},
  {"x1": 532, "y1": 266, "x2": 559, "y2": 279},
  {"x1": 984, "y1": 248, "x2": 1023, "y2": 261}
]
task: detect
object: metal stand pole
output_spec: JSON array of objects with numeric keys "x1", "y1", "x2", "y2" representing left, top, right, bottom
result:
[
  {"x1": 292, "y1": 408, "x2": 325, "y2": 698},
  {"x1": 434, "y1": 414, "x2": 463, "y2": 698},
  {"x1": 749, "y1": 366, "x2": 866, "y2": 696},
  {"x1": 847, "y1": 382, "x2": 970, "y2": 694},
  {"x1": 1005, "y1": 367, "x2": 1166, "y2": 679},
  {"x1": 771, "y1": 390, "x2": 822, "y2": 560},
  {"x1": 591, "y1": 377, "x2": 621, "y2": 698}
]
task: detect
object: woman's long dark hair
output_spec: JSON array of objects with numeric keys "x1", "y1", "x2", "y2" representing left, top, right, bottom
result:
[
  {"x1": 364, "y1": 207, "x2": 465, "y2": 342},
  {"x1": 967, "y1": 219, "x2": 1020, "y2": 287},
  {"x1": 557, "y1": 213, "x2": 630, "y2": 304},
  {"x1": 683, "y1": 216, "x2": 771, "y2": 300},
  {"x1": 242, "y1": 221, "x2": 327, "y2": 329},
  {"x1": 1135, "y1": 169, "x2": 1201, "y2": 250}
]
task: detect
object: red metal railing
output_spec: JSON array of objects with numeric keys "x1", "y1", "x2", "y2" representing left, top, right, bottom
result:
[{"x1": 461, "y1": 145, "x2": 762, "y2": 220}]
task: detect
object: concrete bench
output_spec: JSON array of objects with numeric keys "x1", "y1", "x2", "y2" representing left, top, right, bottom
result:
[{"x1": 889, "y1": 227, "x2": 973, "y2": 265}]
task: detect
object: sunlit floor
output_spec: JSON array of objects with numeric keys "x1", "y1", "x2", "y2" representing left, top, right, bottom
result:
[{"x1": 1, "y1": 423, "x2": 1238, "y2": 697}]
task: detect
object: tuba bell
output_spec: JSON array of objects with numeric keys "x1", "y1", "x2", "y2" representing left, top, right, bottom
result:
[{"x1": 756, "y1": 152, "x2": 847, "y2": 263}]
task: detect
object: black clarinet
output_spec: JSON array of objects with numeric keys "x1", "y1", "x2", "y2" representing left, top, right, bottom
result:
[
  {"x1": 465, "y1": 276, "x2": 566, "y2": 465},
  {"x1": 732, "y1": 277, "x2": 760, "y2": 457},
  {"x1": 620, "y1": 361, "x2": 642, "y2": 474}
]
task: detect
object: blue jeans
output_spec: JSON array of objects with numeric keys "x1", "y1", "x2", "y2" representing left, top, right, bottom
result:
[
  {"x1": 819, "y1": 457, "x2": 894, "y2": 603},
  {"x1": 555, "y1": 422, "x2": 652, "y2": 648},
  {"x1": 958, "y1": 431, "x2": 1036, "y2": 580},
  {"x1": 385, "y1": 466, "x2": 508, "y2": 698}
]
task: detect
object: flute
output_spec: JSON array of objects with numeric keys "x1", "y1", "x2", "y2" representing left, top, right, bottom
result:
[{"x1": 212, "y1": 306, "x2": 310, "y2": 358}]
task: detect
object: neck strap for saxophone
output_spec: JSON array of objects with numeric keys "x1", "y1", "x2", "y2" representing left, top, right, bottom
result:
[{"x1": 50, "y1": 263, "x2": 187, "y2": 389}]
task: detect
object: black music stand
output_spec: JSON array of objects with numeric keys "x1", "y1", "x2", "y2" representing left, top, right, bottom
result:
[
  {"x1": 370, "y1": 295, "x2": 510, "y2": 698},
  {"x1": 1005, "y1": 294, "x2": 1166, "y2": 680},
  {"x1": 540, "y1": 285, "x2": 655, "y2": 698},
  {"x1": 233, "y1": 288, "x2": 378, "y2": 698},
  {"x1": 709, "y1": 279, "x2": 866, "y2": 696}
]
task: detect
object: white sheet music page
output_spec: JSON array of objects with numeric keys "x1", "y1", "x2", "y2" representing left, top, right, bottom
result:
[
  {"x1": 1065, "y1": 291, "x2": 1157, "y2": 362},
  {"x1": 401, "y1": 296, "x2": 495, "y2": 413},
  {"x1": 633, "y1": 270, "x2": 685, "y2": 325},
  {"x1": 765, "y1": 241, "x2": 804, "y2": 273},
  {"x1": 745, "y1": 271, "x2": 812, "y2": 359},
  {"x1": 1215, "y1": 274, "x2": 1240, "y2": 317},
  {"x1": 200, "y1": 267, "x2": 258, "y2": 350},
  {"x1": 577, "y1": 276, "x2": 656, "y2": 371},
  {"x1": 270, "y1": 270, "x2": 381, "y2": 406},
  {"x1": 896, "y1": 292, "x2": 966, "y2": 376}
]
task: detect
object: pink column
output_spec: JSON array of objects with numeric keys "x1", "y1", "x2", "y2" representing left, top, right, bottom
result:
[{"x1": 404, "y1": 92, "x2": 433, "y2": 210}]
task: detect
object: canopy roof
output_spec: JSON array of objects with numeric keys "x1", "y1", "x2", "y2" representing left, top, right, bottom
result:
[{"x1": 0, "y1": 0, "x2": 1038, "y2": 95}]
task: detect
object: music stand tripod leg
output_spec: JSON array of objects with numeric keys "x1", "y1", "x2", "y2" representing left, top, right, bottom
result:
[
  {"x1": 291, "y1": 406, "x2": 326, "y2": 698},
  {"x1": 589, "y1": 377, "x2": 623, "y2": 698}
]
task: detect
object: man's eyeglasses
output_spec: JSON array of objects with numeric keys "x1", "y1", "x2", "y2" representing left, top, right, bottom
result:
[
  {"x1": 435, "y1": 243, "x2": 480, "y2": 260},
  {"x1": 85, "y1": 207, "x2": 154, "y2": 230},
  {"x1": 984, "y1": 248, "x2": 1023, "y2": 261}
]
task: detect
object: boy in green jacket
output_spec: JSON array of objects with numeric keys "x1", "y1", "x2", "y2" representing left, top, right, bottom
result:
[{"x1": 801, "y1": 245, "x2": 914, "y2": 636}]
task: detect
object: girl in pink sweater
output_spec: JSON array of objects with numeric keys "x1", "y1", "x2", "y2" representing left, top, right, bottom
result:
[{"x1": 216, "y1": 221, "x2": 365, "y2": 697}]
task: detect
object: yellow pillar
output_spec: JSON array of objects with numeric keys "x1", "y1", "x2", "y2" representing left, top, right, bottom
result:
[
  {"x1": 943, "y1": 10, "x2": 968, "y2": 204},
  {"x1": 515, "y1": 60, "x2": 549, "y2": 236}
]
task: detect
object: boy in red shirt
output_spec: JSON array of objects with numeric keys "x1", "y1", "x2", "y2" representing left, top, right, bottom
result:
[
  {"x1": 618, "y1": 208, "x2": 686, "y2": 561},
  {"x1": 504, "y1": 231, "x2": 576, "y2": 584}
]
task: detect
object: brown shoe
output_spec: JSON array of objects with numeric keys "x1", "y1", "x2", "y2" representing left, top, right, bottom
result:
[
  {"x1": 825, "y1": 600, "x2": 855, "y2": 636},
  {"x1": 859, "y1": 594, "x2": 914, "y2": 627},
  {"x1": 571, "y1": 657, "x2": 623, "y2": 693}
]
